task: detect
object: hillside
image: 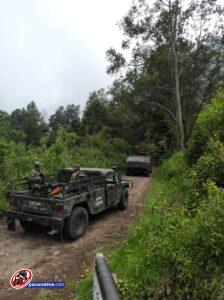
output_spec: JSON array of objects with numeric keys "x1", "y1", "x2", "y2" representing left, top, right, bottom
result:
[{"x1": 76, "y1": 91, "x2": 224, "y2": 299}]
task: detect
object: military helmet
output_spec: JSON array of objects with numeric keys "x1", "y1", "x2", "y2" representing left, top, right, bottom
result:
[
  {"x1": 73, "y1": 163, "x2": 80, "y2": 169},
  {"x1": 35, "y1": 161, "x2": 42, "y2": 167}
]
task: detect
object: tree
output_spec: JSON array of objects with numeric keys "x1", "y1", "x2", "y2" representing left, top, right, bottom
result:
[
  {"x1": 10, "y1": 101, "x2": 48, "y2": 146},
  {"x1": 49, "y1": 104, "x2": 80, "y2": 133},
  {"x1": 169, "y1": 0, "x2": 185, "y2": 148},
  {"x1": 109, "y1": 66, "x2": 172, "y2": 148},
  {"x1": 81, "y1": 90, "x2": 110, "y2": 135},
  {"x1": 106, "y1": 0, "x2": 224, "y2": 149}
]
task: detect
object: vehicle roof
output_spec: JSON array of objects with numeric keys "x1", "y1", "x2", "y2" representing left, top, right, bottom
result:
[
  {"x1": 81, "y1": 167, "x2": 114, "y2": 174},
  {"x1": 126, "y1": 155, "x2": 151, "y2": 163},
  {"x1": 62, "y1": 167, "x2": 114, "y2": 175}
]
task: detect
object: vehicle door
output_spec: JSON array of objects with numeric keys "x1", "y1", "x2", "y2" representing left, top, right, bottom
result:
[
  {"x1": 106, "y1": 172, "x2": 120, "y2": 206},
  {"x1": 89, "y1": 176, "x2": 106, "y2": 213}
]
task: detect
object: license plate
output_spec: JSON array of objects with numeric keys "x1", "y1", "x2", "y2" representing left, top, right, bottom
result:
[{"x1": 29, "y1": 201, "x2": 41, "y2": 207}]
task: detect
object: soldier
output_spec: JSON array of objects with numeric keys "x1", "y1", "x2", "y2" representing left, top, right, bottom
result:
[
  {"x1": 29, "y1": 162, "x2": 45, "y2": 190},
  {"x1": 30, "y1": 161, "x2": 44, "y2": 179},
  {"x1": 70, "y1": 164, "x2": 80, "y2": 182}
]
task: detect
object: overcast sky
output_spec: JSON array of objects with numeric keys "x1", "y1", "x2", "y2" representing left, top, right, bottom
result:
[{"x1": 0, "y1": 0, "x2": 132, "y2": 116}]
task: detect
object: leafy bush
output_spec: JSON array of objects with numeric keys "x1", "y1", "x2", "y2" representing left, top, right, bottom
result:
[
  {"x1": 195, "y1": 139, "x2": 224, "y2": 187},
  {"x1": 159, "y1": 151, "x2": 186, "y2": 179},
  {"x1": 74, "y1": 130, "x2": 130, "y2": 170},
  {"x1": 186, "y1": 91, "x2": 224, "y2": 164},
  {"x1": 140, "y1": 140, "x2": 169, "y2": 163}
]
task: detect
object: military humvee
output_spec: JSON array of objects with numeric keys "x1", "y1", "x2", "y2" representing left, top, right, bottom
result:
[
  {"x1": 126, "y1": 153, "x2": 152, "y2": 177},
  {"x1": 7, "y1": 168, "x2": 130, "y2": 241}
]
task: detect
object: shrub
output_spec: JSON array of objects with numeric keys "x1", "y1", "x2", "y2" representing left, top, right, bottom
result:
[
  {"x1": 74, "y1": 131, "x2": 130, "y2": 170},
  {"x1": 195, "y1": 138, "x2": 224, "y2": 187},
  {"x1": 186, "y1": 91, "x2": 224, "y2": 164},
  {"x1": 159, "y1": 151, "x2": 186, "y2": 179}
]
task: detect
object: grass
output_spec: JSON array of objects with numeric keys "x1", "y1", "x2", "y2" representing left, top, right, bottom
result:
[
  {"x1": 74, "y1": 277, "x2": 93, "y2": 300},
  {"x1": 74, "y1": 153, "x2": 224, "y2": 299},
  {"x1": 73, "y1": 176, "x2": 164, "y2": 300}
]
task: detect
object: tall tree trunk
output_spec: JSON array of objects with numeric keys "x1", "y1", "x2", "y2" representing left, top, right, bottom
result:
[
  {"x1": 170, "y1": 0, "x2": 185, "y2": 149},
  {"x1": 172, "y1": 44, "x2": 185, "y2": 149}
]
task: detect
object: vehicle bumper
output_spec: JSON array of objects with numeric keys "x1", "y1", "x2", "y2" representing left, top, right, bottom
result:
[
  {"x1": 127, "y1": 167, "x2": 149, "y2": 172},
  {"x1": 7, "y1": 210, "x2": 64, "y2": 231}
]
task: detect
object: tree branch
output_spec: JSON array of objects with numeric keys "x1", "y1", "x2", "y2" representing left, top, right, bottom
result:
[{"x1": 149, "y1": 101, "x2": 177, "y2": 121}]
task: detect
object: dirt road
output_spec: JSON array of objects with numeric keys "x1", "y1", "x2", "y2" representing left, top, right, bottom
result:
[{"x1": 0, "y1": 173, "x2": 154, "y2": 300}]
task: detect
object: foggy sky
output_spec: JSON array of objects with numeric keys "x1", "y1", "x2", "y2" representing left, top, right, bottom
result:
[{"x1": 0, "y1": 0, "x2": 132, "y2": 117}]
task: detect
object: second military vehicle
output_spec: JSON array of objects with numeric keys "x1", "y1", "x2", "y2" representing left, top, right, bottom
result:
[
  {"x1": 7, "y1": 168, "x2": 130, "y2": 241},
  {"x1": 126, "y1": 153, "x2": 152, "y2": 177}
]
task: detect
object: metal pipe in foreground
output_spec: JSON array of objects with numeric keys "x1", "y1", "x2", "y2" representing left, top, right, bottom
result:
[{"x1": 93, "y1": 253, "x2": 121, "y2": 300}]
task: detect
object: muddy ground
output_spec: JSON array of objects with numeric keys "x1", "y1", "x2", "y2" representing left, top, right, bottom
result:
[{"x1": 0, "y1": 172, "x2": 154, "y2": 300}]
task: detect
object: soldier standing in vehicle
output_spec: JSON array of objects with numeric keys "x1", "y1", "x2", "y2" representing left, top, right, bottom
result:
[
  {"x1": 29, "y1": 162, "x2": 45, "y2": 190},
  {"x1": 30, "y1": 161, "x2": 44, "y2": 178},
  {"x1": 70, "y1": 164, "x2": 80, "y2": 182}
]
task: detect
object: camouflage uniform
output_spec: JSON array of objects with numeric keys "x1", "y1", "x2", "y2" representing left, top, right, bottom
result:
[
  {"x1": 30, "y1": 169, "x2": 42, "y2": 180},
  {"x1": 70, "y1": 171, "x2": 80, "y2": 182},
  {"x1": 29, "y1": 168, "x2": 44, "y2": 191}
]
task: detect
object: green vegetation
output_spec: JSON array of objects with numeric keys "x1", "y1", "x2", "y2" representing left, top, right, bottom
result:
[
  {"x1": 0, "y1": 0, "x2": 222, "y2": 217},
  {"x1": 75, "y1": 92, "x2": 224, "y2": 299},
  {"x1": 106, "y1": 0, "x2": 224, "y2": 149},
  {"x1": 74, "y1": 278, "x2": 93, "y2": 300}
]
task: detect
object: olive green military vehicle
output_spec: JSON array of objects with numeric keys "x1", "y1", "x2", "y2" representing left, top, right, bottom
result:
[
  {"x1": 126, "y1": 153, "x2": 152, "y2": 177},
  {"x1": 7, "y1": 168, "x2": 130, "y2": 241}
]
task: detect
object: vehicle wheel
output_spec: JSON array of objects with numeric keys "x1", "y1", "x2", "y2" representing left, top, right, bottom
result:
[
  {"x1": 20, "y1": 220, "x2": 40, "y2": 231},
  {"x1": 145, "y1": 169, "x2": 150, "y2": 177},
  {"x1": 20, "y1": 220, "x2": 34, "y2": 231},
  {"x1": 117, "y1": 189, "x2": 129, "y2": 210},
  {"x1": 126, "y1": 169, "x2": 131, "y2": 176},
  {"x1": 63, "y1": 207, "x2": 88, "y2": 240},
  {"x1": 20, "y1": 220, "x2": 50, "y2": 232}
]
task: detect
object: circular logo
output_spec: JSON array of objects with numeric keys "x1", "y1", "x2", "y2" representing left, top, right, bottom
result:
[{"x1": 10, "y1": 269, "x2": 33, "y2": 289}]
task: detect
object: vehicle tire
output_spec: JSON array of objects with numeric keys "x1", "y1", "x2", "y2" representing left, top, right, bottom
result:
[
  {"x1": 63, "y1": 207, "x2": 88, "y2": 240},
  {"x1": 126, "y1": 169, "x2": 131, "y2": 176},
  {"x1": 20, "y1": 220, "x2": 39, "y2": 231},
  {"x1": 145, "y1": 169, "x2": 150, "y2": 177},
  {"x1": 117, "y1": 188, "x2": 129, "y2": 210},
  {"x1": 20, "y1": 220, "x2": 50, "y2": 232}
]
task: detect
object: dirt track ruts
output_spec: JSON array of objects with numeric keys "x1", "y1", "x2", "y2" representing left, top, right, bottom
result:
[{"x1": 0, "y1": 171, "x2": 154, "y2": 300}]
